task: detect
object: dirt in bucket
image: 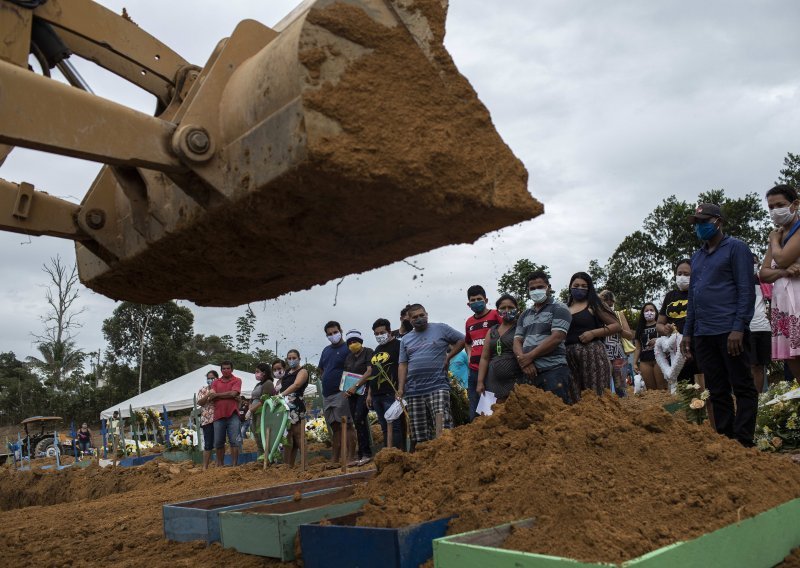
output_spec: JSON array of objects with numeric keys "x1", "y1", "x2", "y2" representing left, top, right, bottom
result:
[{"x1": 355, "y1": 384, "x2": 800, "y2": 564}]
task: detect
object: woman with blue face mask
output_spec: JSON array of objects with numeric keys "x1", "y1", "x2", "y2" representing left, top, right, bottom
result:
[
  {"x1": 565, "y1": 272, "x2": 622, "y2": 402},
  {"x1": 476, "y1": 294, "x2": 523, "y2": 403}
]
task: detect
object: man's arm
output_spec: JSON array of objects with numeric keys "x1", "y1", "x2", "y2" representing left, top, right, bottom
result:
[
  {"x1": 397, "y1": 362, "x2": 408, "y2": 399},
  {"x1": 727, "y1": 243, "x2": 756, "y2": 356}
]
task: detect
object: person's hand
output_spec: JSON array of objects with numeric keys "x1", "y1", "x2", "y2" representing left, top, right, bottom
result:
[
  {"x1": 344, "y1": 386, "x2": 356, "y2": 398},
  {"x1": 664, "y1": 323, "x2": 675, "y2": 335},
  {"x1": 579, "y1": 330, "x2": 595, "y2": 344},
  {"x1": 245, "y1": 410, "x2": 252, "y2": 421},
  {"x1": 727, "y1": 330, "x2": 744, "y2": 356},
  {"x1": 770, "y1": 228, "x2": 783, "y2": 243},
  {"x1": 516, "y1": 352, "x2": 533, "y2": 367},
  {"x1": 787, "y1": 262, "x2": 800, "y2": 277},
  {"x1": 395, "y1": 388, "x2": 404, "y2": 401},
  {"x1": 646, "y1": 338, "x2": 656, "y2": 348},
  {"x1": 476, "y1": 381, "x2": 485, "y2": 395},
  {"x1": 680, "y1": 336, "x2": 693, "y2": 360},
  {"x1": 366, "y1": 394, "x2": 372, "y2": 409},
  {"x1": 633, "y1": 363, "x2": 640, "y2": 375},
  {"x1": 207, "y1": 392, "x2": 216, "y2": 400},
  {"x1": 522, "y1": 363, "x2": 537, "y2": 378}
]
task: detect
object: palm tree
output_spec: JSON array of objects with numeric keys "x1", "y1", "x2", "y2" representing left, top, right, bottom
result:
[{"x1": 27, "y1": 339, "x2": 85, "y2": 390}]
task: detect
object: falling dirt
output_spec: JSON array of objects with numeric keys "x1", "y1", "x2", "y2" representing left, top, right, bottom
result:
[
  {"x1": 355, "y1": 384, "x2": 800, "y2": 564},
  {"x1": 82, "y1": 0, "x2": 538, "y2": 306}
]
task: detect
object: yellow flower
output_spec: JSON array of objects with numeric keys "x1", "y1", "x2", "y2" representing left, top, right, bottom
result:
[
  {"x1": 371, "y1": 352, "x2": 390, "y2": 365},
  {"x1": 689, "y1": 398, "x2": 705, "y2": 410}
]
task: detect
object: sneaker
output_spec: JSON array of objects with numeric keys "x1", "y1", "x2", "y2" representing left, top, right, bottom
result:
[{"x1": 357, "y1": 456, "x2": 373, "y2": 466}]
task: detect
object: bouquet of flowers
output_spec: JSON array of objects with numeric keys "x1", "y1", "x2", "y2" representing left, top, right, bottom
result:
[
  {"x1": 675, "y1": 381, "x2": 709, "y2": 424},
  {"x1": 146, "y1": 408, "x2": 165, "y2": 432},
  {"x1": 756, "y1": 380, "x2": 800, "y2": 452},
  {"x1": 305, "y1": 417, "x2": 331, "y2": 445},
  {"x1": 169, "y1": 427, "x2": 198, "y2": 449},
  {"x1": 110, "y1": 439, "x2": 155, "y2": 456}
]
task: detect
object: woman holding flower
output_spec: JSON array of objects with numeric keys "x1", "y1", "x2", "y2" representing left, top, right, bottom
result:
[{"x1": 476, "y1": 294, "x2": 523, "y2": 403}]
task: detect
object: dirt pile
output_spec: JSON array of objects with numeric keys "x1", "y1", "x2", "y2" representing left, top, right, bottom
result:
[
  {"x1": 356, "y1": 385, "x2": 800, "y2": 563},
  {"x1": 0, "y1": 457, "x2": 373, "y2": 567}
]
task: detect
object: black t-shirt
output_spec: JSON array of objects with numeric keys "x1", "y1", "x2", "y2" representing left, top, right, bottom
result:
[
  {"x1": 369, "y1": 338, "x2": 400, "y2": 396},
  {"x1": 636, "y1": 324, "x2": 659, "y2": 362},
  {"x1": 660, "y1": 290, "x2": 689, "y2": 334},
  {"x1": 344, "y1": 347, "x2": 374, "y2": 376}
]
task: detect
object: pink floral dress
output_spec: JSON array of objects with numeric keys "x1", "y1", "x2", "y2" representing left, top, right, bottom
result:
[{"x1": 771, "y1": 261, "x2": 800, "y2": 359}]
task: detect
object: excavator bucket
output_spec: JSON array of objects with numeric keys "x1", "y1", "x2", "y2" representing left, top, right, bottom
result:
[{"x1": 1, "y1": 0, "x2": 540, "y2": 306}]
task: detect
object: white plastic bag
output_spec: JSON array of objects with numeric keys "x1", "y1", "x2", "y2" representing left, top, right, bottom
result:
[
  {"x1": 633, "y1": 374, "x2": 646, "y2": 394},
  {"x1": 384, "y1": 399, "x2": 406, "y2": 422}
]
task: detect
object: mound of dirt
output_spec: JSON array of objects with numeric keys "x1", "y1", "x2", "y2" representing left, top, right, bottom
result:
[{"x1": 356, "y1": 385, "x2": 800, "y2": 563}]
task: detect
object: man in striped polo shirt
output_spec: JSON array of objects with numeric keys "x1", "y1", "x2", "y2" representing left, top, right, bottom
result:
[
  {"x1": 513, "y1": 271, "x2": 572, "y2": 403},
  {"x1": 397, "y1": 303, "x2": 466, "y2": 448}
]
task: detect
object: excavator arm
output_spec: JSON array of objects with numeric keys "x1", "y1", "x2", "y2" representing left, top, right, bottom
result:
[{"x1": 0, "y1": 0, "x2": 540, "y2": 306}]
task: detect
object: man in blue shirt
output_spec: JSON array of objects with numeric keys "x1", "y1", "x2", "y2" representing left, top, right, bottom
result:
[
  {"x1": 398, "y1": 304, "x2": 465, "y2": 448},
  {"x1": 681, "y1": 203, "x2": 757, "y2": 447},
  {"x1": 318, "y1": 320, "x2": 355, "y2": 465}
]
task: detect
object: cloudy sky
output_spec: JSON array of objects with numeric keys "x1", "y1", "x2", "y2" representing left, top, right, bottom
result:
[{"x1": 2, "y1": 0, "x2": 799, "y2": 369}]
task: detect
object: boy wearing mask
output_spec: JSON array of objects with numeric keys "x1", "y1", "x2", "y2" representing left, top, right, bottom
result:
[{"x1": 464, "y1": 285, "x2": 502, "y2": 420}]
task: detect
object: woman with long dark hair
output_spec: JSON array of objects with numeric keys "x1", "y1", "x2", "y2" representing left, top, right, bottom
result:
[
  {"x1": 635, "y1": 302, "x2": 667, "y2": 390},
  {"x1": 280, "y1": 349, "x2": 309, "y2": 467},
  {"x1": 565, "y1": 272, "x2": 621, "y2": 402}
]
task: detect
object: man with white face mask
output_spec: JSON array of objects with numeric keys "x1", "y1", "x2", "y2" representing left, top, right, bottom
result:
[
  {"x1": 318, "y1": 320, "x2": 356, "y2": 465},
  {"x1": 513, "y1": 271, "x2": 573, "y2": 403}
]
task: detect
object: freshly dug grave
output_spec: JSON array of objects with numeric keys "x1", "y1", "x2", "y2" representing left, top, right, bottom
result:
[
  {"x1": 356, "y1": 385, "x2": 800, "y2": 564},
  {"x1": 0, "y1": 456, "x2": 374, "y2": 567}
]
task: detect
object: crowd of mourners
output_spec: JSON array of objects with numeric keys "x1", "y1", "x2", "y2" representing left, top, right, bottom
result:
[{"x1": 196, "y1": 184, "x2": 800, "y2": 466}]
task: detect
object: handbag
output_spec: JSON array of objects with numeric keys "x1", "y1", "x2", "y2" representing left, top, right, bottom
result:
[{"x1": 617, "y1": 311, "x2": 636, "y2": 354}]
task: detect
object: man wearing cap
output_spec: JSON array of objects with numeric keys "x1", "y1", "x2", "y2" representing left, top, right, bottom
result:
[
  {"x1": 681, "y1": 203, "x2": 757, "y2": 447},
  {"x1": 343, "y1": 330, "x2": 374, "y2": 466}
]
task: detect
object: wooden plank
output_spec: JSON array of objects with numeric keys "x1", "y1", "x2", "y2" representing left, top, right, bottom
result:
[
  {"x1": 341, "y1": 416, "x2": 348, "y2": 473},
  {"x1": 300, "y1": 417, "x2": 307, "y2": 471},
  {"x1": 299, "y1": 513, "x2": 451, "y2": 568},
  {"x1": 219, "y1": 493, "x2": 366, "y2": 560},
  {"x1": 163, "y1": 471, "x2": 374, "y2": 543},
  {"x1": 434, "y1": 498, "x2": 800, "y2": 568}
]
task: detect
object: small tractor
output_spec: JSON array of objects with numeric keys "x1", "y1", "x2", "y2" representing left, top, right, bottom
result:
[{"x1": 18, "y1": 416, "x2": 71, "y2": 458}]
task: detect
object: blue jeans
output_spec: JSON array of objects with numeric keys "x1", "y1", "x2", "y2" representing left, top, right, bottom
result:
[
  {"x1": 213, "y1": 414, "x2": 242, "y2": 449},
  {"x1": 371, "y1": 393, "x2": 404, "y2": 450},
  {"x1": 467, "y1": 368, "x2": 479, "y2": 422},
  {"x1": 534, "y1": 365, "x2": 571, "y2": 404}
]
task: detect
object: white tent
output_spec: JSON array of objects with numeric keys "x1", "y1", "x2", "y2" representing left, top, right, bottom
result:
[
  {"x1": 100, "y1": 365, "x2": 258, "y2": 419},
  {"x1": 100, "y1": 364, "x2": 318, "y2": 419}
]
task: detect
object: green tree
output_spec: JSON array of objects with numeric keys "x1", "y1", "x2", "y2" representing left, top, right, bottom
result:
[
  {"x1": 778, "y1": 152, "x2": 800, "y2": 188},
  {"x1": 235, "y1": 306, "x2": 257, "y2": 353},
  {"x1": 0, "y1": 352, "x2": 49, "y2": 424},
  {"x1": 102, "y1": 302, "x2": 194, "y2": 398},
  {"x1": 497, "y1": 259, "x2": 551, "y2": 310},
  {"x1": 596, "y1": 191, "x2": 770, "y2": 308}
]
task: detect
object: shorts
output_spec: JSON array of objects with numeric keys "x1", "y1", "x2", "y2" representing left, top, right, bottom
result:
[
  {"x1": 213, "y1": 414, "x2": 242, "y2": 449},
  {"x1": 201, "y1": 423, "x2": 215, "y2": 451},
  {"x1": 406, "y1": 389, "x2": 452, "y2": 443},
  {"x1": 749, "y1": 330, "x2": 771, "y2": 366}
]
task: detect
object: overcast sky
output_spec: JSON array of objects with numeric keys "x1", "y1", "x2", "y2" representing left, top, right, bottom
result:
[{"x1": 2, "y1": 0, "x2": 799, "y2": 369}]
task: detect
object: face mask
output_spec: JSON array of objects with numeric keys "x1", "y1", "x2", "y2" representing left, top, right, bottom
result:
[
  {"x1": 412, "y1": 316, "x2": 428, "y2": 331},
  {"x1": 348, "y1": 342, "x2": 362, "y2": 353},
  {"x1": 206, "y1": 378, "x2": 214, "y2": 386},
  {"x1": 695, "y1": 221, "x2": 718, "y2": 241},
  {"x1": 469, "y1": 300, "x2": 486, "y2": 314},
  {"x1": 273, "y1": 370, "x2": 285, "y2": 379},
  {"x1": 221, "y1": 369, "x2": 232, "y2": 378},
  {"x1": 770, "y1": 206, "x2": 796, "y2": 227},
  {"x1": 327, "y1": 332, "x2": 342, "y2": 344},
  {"x1": 501, "y1": 309, "x2": 518, "y2": 322},
  {"x1": 375, "y1": 332, "x2": 390, "y2": 345},
  {"x1": 675, "y1": 275, "x2": 690, "y2": 291},
  {"x1": 529, "y1": 289, "x2": 548, "y2": 303},
  {"x1": 287, "y1": 359, "x2": 300, "y2": 368},
  {"x1": 570, "y1": 288, "x2": 588, "y2": 301},
  {"x1": 643, "y1": 310, "x2": 656, "y2": 321}
]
